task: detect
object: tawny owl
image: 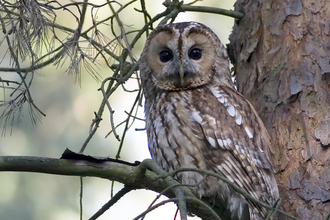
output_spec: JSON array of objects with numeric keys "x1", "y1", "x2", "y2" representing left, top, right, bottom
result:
[{"x1": 139, "y1": 22, "x2": 279, "y2": 220}]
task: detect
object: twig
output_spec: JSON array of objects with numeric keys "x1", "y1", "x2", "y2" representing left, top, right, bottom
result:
[
  {"x1": 99, "y1": 76, "x2": 121, "y2": 141},
  {"x1": 80, "y1": 177, "x2": 84, "y2": 220},
  {"x1": 180, "y1": 4, "x2": 244, "y2": 19},
  {"x1": 139, "y1": 159, "x2": 188, "y2": 220},
  {"x1": 89, "y1": 186, "x2": 135, "y2": 220},
  {"x1": 163, "y1": 167, "x2": 300, "y2": 220},
  {"x1": 133, "y1": 198, "x2": 178, "y2": 220}
]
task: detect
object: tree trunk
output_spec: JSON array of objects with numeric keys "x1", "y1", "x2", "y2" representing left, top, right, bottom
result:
[{"x1": 228, "y1": 0, "x2": 330, "y2": 219}]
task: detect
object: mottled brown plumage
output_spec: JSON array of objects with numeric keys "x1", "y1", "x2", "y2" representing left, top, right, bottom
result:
[{"x1": 139, "y1": 22, "x2": 279, "y2": 220}]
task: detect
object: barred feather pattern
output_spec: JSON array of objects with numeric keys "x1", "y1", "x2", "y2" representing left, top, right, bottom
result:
[{"x1": 139, "y1": 22, "x2": 279, "y2": 220}]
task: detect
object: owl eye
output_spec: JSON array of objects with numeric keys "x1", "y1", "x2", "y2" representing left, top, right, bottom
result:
[
  {"x1": 159, "y1": 50, "x2": 173, "y2": 63},
  {"x1": 189, "y1": 48, "x2": 202, "y2": 60}
]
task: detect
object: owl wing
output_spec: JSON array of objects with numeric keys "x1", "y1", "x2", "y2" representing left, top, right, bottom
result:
[{"x1": 190, "y1": 85, "x2": 278, "y2": 209}]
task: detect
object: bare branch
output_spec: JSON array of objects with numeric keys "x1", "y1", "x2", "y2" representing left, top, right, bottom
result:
[
  {"x1": 89, "y1": 186, "x2": 135, "y2": 220},
  {"x1": 180, "y1": 4, "x2": 244, "y2": 19},
  {"x1": 0, "y1": 155, "x2": 222, "y2": 219}
]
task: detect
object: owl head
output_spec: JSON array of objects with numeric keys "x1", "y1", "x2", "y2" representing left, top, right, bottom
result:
[{"x1": 139, "y1": 22, "x2": 232, "y2": 92}]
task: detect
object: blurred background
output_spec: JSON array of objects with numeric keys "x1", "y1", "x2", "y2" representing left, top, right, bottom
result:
[{"x1": 0, "y1": 0, "x2": 235, "y2": 219}]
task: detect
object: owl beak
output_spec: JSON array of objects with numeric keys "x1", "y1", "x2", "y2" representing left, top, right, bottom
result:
[{"x1": 179, "y1": 65, "x2": 185, "y2": 85}]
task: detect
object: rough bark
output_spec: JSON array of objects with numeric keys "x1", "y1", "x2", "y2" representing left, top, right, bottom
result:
[{"x1": 228, "y1": 0, "x2": 330, "y2": 219}]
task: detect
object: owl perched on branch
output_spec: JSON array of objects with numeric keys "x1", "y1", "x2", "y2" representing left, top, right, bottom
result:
[{"x1": 139, "y1": 22, "x2": 279, "y2": 220}]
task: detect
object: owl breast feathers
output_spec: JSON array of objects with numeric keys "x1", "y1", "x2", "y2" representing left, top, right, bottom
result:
[{"x1": 139, "y1": 22, "x2": 279, "y2": 220}]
